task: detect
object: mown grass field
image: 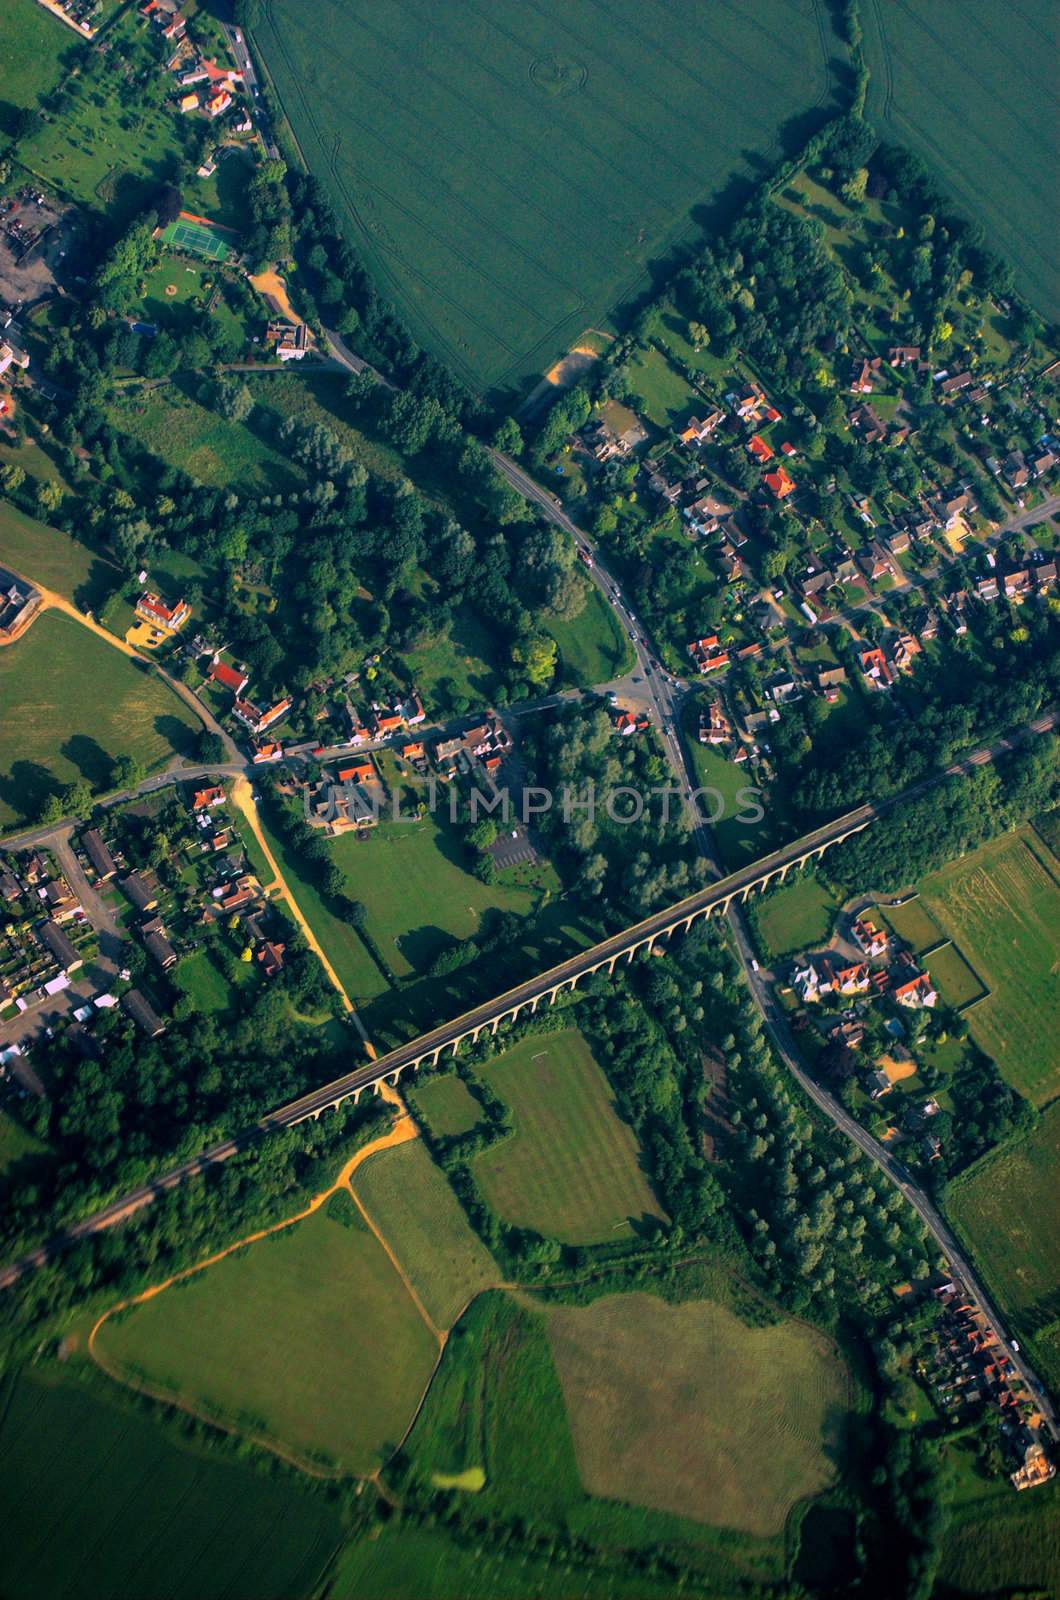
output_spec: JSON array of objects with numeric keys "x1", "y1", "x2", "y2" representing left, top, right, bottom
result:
[
  {"x1": 0, "y1": 1111, "x2": 47, "y2": 1174},
  {"x1": 545, "y1": 585, "x2": 633, "y2": 686},
  {"x1": 684, "y1": 733, "x2": 776, "y2": 869},
  {"x1": 0, "y1": 0, "x2": 73, "y2": 125},
  {"x1": 256, "y1": 0, "x2": 841, "y2": 393},
  {"x1": 352, "y1": 1137, "x2": 498, "y2": 1329},
  {"x1": 0, "y1": 611, "x2": 199, "y2": 826},
  {"x1": 938, "y1": 1439, "x2": 1060, "y2": 1599},
  {"x1": 0, "y1": 499, "x2": 116, "y2": 609},
  {"x1": 922, "y1": 941, "x2": 986, "y2": 1010},
  {"x1": 547, "y1": 1291, "x2": 849, "y2": 1536},
  {"x1": 473, "y1": 1027, "x2": 665, "y2": 1244},
  {"x1": 880, "y1": 896, "x2": 942, "y2": 953},
  {"x1": 754, "y1": 872, "x2": 839, "y2": 960},
  {"x1": 947, "y1": 1101, "x2": 1060, "y2": 1391},
  {"x1": 95, "y1": 1191, "x2": 438, "y2": 1474},
  {"x1": 919, "y1": 830, "x2": 1060, "y2": 1105},
  {"x1": 862, "y1": 0, "x2": 1059, "y2": 323},
  {"x1": 410, "y1": 1072, "x2": 482, "y2": 1139},
  {"x1": 0, "y1": 1369, "x2": 342, "y2": 1600}
]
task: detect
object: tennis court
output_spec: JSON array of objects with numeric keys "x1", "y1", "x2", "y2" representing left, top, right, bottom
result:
[{"x1": 161, "y1": 216, "x2": 231, "y2": 262}]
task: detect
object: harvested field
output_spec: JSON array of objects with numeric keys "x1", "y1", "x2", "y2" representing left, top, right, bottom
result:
[{"x1": 546, "y1": 1292, "x2": 850, "y2": 1535}]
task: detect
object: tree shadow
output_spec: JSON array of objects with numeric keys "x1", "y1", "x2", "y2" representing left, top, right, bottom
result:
[
  {"x1": 59, "y1": 732, "x2": 112, "y2": 787},
  {"x1": 397, "y1": 921, "x2": 452, "y2": 972},
  {"x1": 153, "y1": 712, "x2": 197, "y2": 759},
  {"x1": 0, "y1": 759, "x2": 60, "y2": 822}
]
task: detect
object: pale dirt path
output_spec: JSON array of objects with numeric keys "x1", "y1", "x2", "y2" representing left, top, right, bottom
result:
[
  {"x1": 228, "y1": 776, "x2": 375, "y2": 1054},
  {"x1": 249, "y1": 270, "x2": 303, "y2": 325},
  {"x1": 86, "y1": 1092, "x2": 419, "y2": 1476}
]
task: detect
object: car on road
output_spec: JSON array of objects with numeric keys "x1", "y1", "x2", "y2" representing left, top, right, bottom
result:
[{"x1": 628, "y1": 629, "x2": 636, "y2": 639}]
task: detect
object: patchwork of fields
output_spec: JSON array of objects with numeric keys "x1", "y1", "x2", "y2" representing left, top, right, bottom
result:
[
  {"x1": 256, "y1": 0, "x2": 841, "y2": 393},
  {"x1": 473, "y1": 1027, "x2": 665, "y2": 1243},
  {"x1": 919, "y1": 830, "x2": 1060, "y2": 1106},
  {"x1": 0, "y1": 610, "x2": 199, "y2": 826},
  {"x1": 862, "y1": 0, "x2": 1059, "y2": 325}
]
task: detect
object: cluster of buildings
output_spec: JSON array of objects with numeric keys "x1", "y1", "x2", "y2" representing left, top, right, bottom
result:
[
  {"x1": 925, "y1": 1280, "x2": 1055, "y2": 1493},
  {"x1": 0, "y1": 571, "x2": 40, "y2": 644},
  {"x1": 430, "y1": 715, "x2": 512, "y2": 782},
  {"x1": 0, "y1": 850, "x2": 91, "y2": 1018}
]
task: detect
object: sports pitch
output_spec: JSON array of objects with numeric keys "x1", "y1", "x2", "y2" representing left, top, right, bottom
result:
[
  {"x1": 161, "y1": 217, "x2": 232, "y2": 262},
  {"x1": 256, "y1": 0, "x2": 842, "y2": 392}
]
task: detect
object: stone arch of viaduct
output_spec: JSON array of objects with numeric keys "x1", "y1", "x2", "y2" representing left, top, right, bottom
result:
[{"x1": 288, "y1": 813, "x2": 872, "y2": 1126}]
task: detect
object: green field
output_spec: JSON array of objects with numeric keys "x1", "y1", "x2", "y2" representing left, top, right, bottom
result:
[
  {"x1": 95, "y1": 1191, "x2": 438, "y2": 1473},
  {"x1": 0, "y1": 0, "x2": 74, "y2": 125},
  {"x1": 862, "y1": 0, "x2": 1059, "y2": 324},
  {"x1": 256, "y1": 0, "x2": 841, "y2": 393},
  {"x1": 754, "y1": 872, "x2": 839, "y2": 960},
  {"x1": 919, "y1": 830, "x2": 1060, "y2": 1104},
  {"x1": 684, "y1": 735, "x2": 775, "y2": 869},
  {"x1": 547, "y1": 1291, "x2": 850, "y2": 1536},
  {"x1": 880, "y1": 896, "x2": 942, "y2": 953},
  {"x1": 922, "y1": 941, "x2": 986, "y2": 1010},
  {"x1": 938, "y1": 1440, "x2": 1060, "y2": 1599},
  {"x1": 109, "y1": 386, "x2": 303, "y2": 494},
  {"x1": 16, "y1": 8, "x2": 189, "y2": 224},
  {"x1": 0, "y1": 499, "x2": 117, "y2": 609},
  {"x1": 410, "y1": 1072, "x2": 483, "y2": 1138},
  {"x1": 0, "y1": 1370, "x2": 341, "y2": 1600},
  {"x1": 947, "y1": 1101, "x2": 1060, "y2": 1391},
  {"x1": 353, "y1": 1138, "x2": 498, "y2": 1328},
  {"x1": 0, "y1": 1110, "x2": 47, "y2": 1174},
  {"x1": 473, "y1": 1027, "x2": 665, "y2": 1244},
  {"x1": 0, "y1": 610, "x2": 199, "y2": 826}
]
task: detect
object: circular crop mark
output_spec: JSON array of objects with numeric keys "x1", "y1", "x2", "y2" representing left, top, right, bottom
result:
[{"x1": 529, "y1": 54, "x2": 588, "y2": 97}]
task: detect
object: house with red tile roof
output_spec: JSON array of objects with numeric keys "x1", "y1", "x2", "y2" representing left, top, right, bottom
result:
[
  {"x1": 858, "y1": 647, "x2": 894, "y2": 688},
  {"x1": 763, "y1": 466, "x2": 795, "y2": 499},
  {"x1": 893, "y1": 971, "x2": 937, "y2": 1008},
  {"x1": 337, "y1": 762, "x2": 374, "y2": 785},
  {"x1": 747, "y1": 433, "x2": 774, "y2": 463},
  {"x1": 209, "y1": 659, "x2": 249, "y2": 696},
  {"x1": 136, "y1": 591, "x2": 190, "y2": 631},
  {"x1": 252, "y1": 741, "x2": 283, "y2": 763},
  {"x1": 192, "y1": 785, "x2": 225, "y2": 811}
]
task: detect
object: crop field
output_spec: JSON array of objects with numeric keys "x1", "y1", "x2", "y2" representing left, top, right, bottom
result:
[
  {"x1": 754, "y1": 872, "x2": 839, "y2": 960},
  {"x1": 862, "y1": 0, "x2": 1059, "y2": 324},
  {"x1": 0, "y1": 1369, "x2": 342, "y2": 1600},
  {"x1": 410, "y1": 1072, "x2": 483, "y2": 1139},
  {"x1": 547, "y1": 1291, "x2": 849, "y2": 1536},
  {"x1": 95, "y1": 1192, "x2": 438, "y2": 1474},
  {"x1": 472, "y1": 1027, "x2": 665, "y2": 1243},
  {"x1": 947, "y1": 1101, "x2": 1060, "y2": 1389},
  {"x1": 938, "y1": 1440, "x2": 1060, "y2": 1599},
  {"x1": 256, "y1": 0, "x2": 841, "y2": 394},
  {"x1": 0, "y1": 611, "x2": 199, "y2": 826},
  {"x1": 919, "y1": 830, "x2": 1060, "y2": 1104},
  {"x1": 352, "y1": 1137, "x2": 498, "y2": 1329}
]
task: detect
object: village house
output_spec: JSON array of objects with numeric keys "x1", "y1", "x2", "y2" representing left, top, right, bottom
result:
[
  {"x1": 122, "y1": 988, "x2": 166, "y2": 1038},
  {"x1": 0, "y1": 340, "x2": 30, "y2": 380},
  {"x1": 1003, "y1": 451, "x2": 1029, "y2": 490},
  {"x1": 851, "y1": 404, "x2": 887, "y2": 444},
  {"x1": 678, "y1": 410, "x2": 725, "y2": 446},
  {"x1": 791, "y1": 961, "x2": 831, "y2": 1004},
  {"x1": 699, "y1": 701, "x2": 732, "y2": 745},
  {"x1": 890, "y1": 633, "x2": 922, "y2": 674},
  {"x1": 192, "y1": 785, "x2": 226, "y2": 812},
  {"x1": 858, "y1": 646, "x2": 894, "y2": 688},
  {"x1": 1003, "y1": 568, "x2": 1033, "y2": 602},
  {"x1": 832, "y1": 960, "x2": 871, "y2": 996},
  {"x1": 1030, "y1": 449, "x2": 1056, "y2": 480},
  {"x1": 42, "y1": 878, "x2": 80, "y2": 922},
  {"x1": 35, "y1": 919, "x2": 82, "y2": 975},
  {"x1": 257, "y1": 940, "x2": 285, "y2": 978},
  {"x1": 614, "y1": 710, "x2": 650, "y2": 737},
  {"x1": 857, "y1": 542, "x2": 892, "y2": 582},
  {"x1": 934, "y1": 489, "x2": 973, "y2": 529},
  {"x1": 893, "y1": 969, "x2": 937, "y2": 1008},
  {"x1": 975, "y1": 574, "x2": 1000, "y2": 602},
  {"x1": 688, "y1": 635, "x2": 730, "y2": 674},
  {"x1": 747, "y1": 433, "x2": 773, "y2": 464},
  {"x1": 799, "y1": 566, "x2": 835, "y2": 601},
  {"x1": 208, "y1": 658, "x2": 249, "y2": 696},
  {"x1": 136, "y1": 591, "x2": 190, "y2": 632},
  {"x1": 0, "y1": 574, "x2": 41, "y2": 642},
  {"x1": 145, "y1": 930, "x2": 178, "y2": 970},
  {"x1": 763, "y1": 466, "x2": 795, "y2": 500},
  {"x1": 887, "y1": 345, "x2": 921, "y2": 368},
  {"x1": 815, "y1": 664, "x2": 847, "y2": 701},
  {"x1": 646, "y1": 466, "x2": 682, "y2": 504},
  {"x1": 939, "y1": 369, "x2": 973, "y2": 398},
  {"x1": 683, "y1": 495, "x2": 721, "y2": 538},
  {"x1": 234, "y1": 697, "x2": 291, "y2": 735},
  {"x1": 213, "y1": 875, "x2": 260, "y2": 914},
  {"x1": 733, "y1": 381, "x2": 766, "y2": 421},
  {"x1": 1035, "y1": 559, "x2": 1058, "y2": 591},
  {"x1": 850, "y1": 355, "x2": 882, "y2": 394},
  {"x1": 305, "y1": 775, "x2": 377, "y2": 835},
  {"x1": 266, "y1": 321, "x2": 310, "y2": 362},
  {"x1": 867, "y1": 1070, "x2": 893, "y2": 1100},
  {"x1": 885, "y1": 526, "x2": 911, "y2": 557},
  {"x1": 121, "y1": 872, "x2": 159, "y2": 914},
  {"x1": 582, "y1": 412, "x2": 648, "y2": 463},
  {"x1": 718, "y1": 545, "x2": 742, "y2": 583},
  {"x1": 252, "y1": 740, "x2": 283, "y2": 763},
  {"x1": 81, "y1": 828, "x2": 116, "y2": 882},
  {"x1": 851, "y1": 915, "x2": 889, "y2": 959}
]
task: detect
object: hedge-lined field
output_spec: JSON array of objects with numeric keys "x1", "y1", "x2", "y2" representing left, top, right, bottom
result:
[{"x1": 256, "y1": 0, "x2": 841, "y2": 393}]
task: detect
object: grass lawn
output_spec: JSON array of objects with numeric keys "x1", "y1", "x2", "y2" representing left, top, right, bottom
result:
[
  {"x1": 353, "y1": 1138, "x2": 498, "y2": 1329},
  {"x1": 0, "y1": 499, "x2": 117, "y2": 610},
  {"x1": 880, "y1": 897, "x2": 943, "y2": 953},
  {"x1": 625, "y1": 345, "x2": 699, "y2": 430},
  {"x1": 256, "y1": 0, "x2": 841, "y2": 393},
  {"x1": 0, "y1": 611, "x2": 199, "y2": 827},
  {"x1": 0, "y1": 1368, "x2": 341, "y2": 1600},
  {"x1": 108, "y1": 385, "x2": 303, "y2": 494},
  {"x1": 472, "y1": 1026, "x2": 664, "y2": 1244},
  {"x1": 0, "y1": 0, "x2": 74, "y2": 122},
  {"x1": 409, "y1": 1073, "x2": 482, "y2": 1139},
  {"x1": 919, "y1": 829, "x2": 1060, "y2": 1105},
  {"x1": 547, "y1": 1291, "x2": 850, "y2": 1536},
  {"x1": 96, "y1": 1190, "x2": 439, "y2": 1474},
  {"x1": 754, "y1": 872, "x2": 839, "y2": 960},
  {"x1": 544, "y1": 585, "x2": 633, "y2": 686},
  {"x1": 171, "y1": 948, "x2": 241, "y2": 1016},
  {"x1": 182, "y1": 148, "x2": 254, "y2": 234},
  {"x1": 922, "y1": 942, "x2": 987, "y2": 1010},
  {"x1": 0, "y1": 1111, "x2": 47, "y2": 1174},
  {"x1": 402, "y1": 606, "x2": 501, "y2": 710},
  {"x1": 683, "y1": 730, "x2": 775, "y2": 870},
  {"x1": 947, "y1": 1101, "x2": 1060, "y2": 1392},
  {"x1": 862, "y1": 0, "x2": 1059, "y2": 324}
]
